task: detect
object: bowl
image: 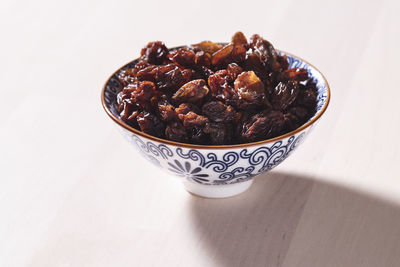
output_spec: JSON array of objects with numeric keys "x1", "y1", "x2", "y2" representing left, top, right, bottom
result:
[{"x1": 101, "y1": 49, "x2": 330, "y2": 198}]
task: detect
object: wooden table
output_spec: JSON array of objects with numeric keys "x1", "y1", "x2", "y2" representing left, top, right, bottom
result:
[{"x1": 1, "y1": 0, "x2": 400, "y2": 266}]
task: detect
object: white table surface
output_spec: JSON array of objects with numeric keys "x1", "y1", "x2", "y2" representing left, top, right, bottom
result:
[{"x1": 1, "y1": 0, "x2": 400, "y2": 266}]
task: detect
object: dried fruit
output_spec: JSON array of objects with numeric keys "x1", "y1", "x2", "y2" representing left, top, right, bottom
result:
[
  {"x1": 232, "y1": 71, "x2": 270, "y2": 109},
  {"x1": 208, "y1": 70, "x2": 235, "y2": 101},
  {"x1": 140, "y1": 41, "x2": 168, "y2": 64},
  {"x1": 202, "y1": 101, "x2": 236, "y2": 122},
  {"x1": 137, "y1": 111, "x2": 165, "y2": 138},
  {"x1": 168, "y1": 48, "x2": 196, "y2": 68},
  {"x1": 172, "y1": 79, "x2": 209, "y2": 103},
  {"x1": 157, "y1": 99, "x2": 175, "y2": 121},
  {"x1": 232, "y1": 31, "x2": 248, "y2": 46},
  {"x1": 175, "y1": 103, "x2": 201, "y2": 116},
  {"x1": 249, "y1": 34, "x2": 277, "y2": 71},
  {"x1": 116, "y1": 32, "x2": 318, "y2": 145},
  {"x1": 192, "y1": 41, "x2": 223, "y2": 54},
  {"x1": 211, "y1": 44, "x2": 246, "y2": 68},
  {"x1": 271, "y1": 81, "x2": 299, "y2": 110},
  {"x1": 240, "y1": 110, "x2": 284, "y2": 142},
  {"x1": 226, "y1": 63, "x2": 243, "y2": 80},
  {"x1": 194, "y1": 51, "x2": 211, "y2": 67},
  {"x1": 165, "y1": 121, "x2": 188, "y2": 142},
  {"x1": 204, "y1": 123, "x2": 232, "y2": 145},
  {"x1": 179, "y1": 111, "x2": 209, "y2": 127},
  {"x1": 279, "y1": 68, "x2": 308, "y2": 82}
]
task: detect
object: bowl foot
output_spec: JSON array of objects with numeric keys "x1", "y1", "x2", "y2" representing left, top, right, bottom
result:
[{"x1": 183, "y1": 179, "x2": 253, "y2": 198}]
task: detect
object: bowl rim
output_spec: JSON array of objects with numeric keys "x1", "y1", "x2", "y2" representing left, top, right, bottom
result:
[{"x1": 101, "y1": 49, "x2": 331, "y2": 150}]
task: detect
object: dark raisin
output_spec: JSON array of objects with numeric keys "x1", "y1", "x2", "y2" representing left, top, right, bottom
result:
[
  {"x1": 179, "y1": 111, "x2": 209, "y2": 127},
  {"x1": 231, "y1": 31, "x2": 248, "y2": 46},
  {"x1": 136, "y1": 63, "x2": 191, "y2": 92},
  {"x1": 140, "y1": 41, "x2": 168, "y2": 65},
  {"x1": 204, "y1": 123, "x2": 232, "y2": 145},
  {"x1": 288, "y1": 106, "x2": 309, "y2": 124},
  {"x1": 249, "y1": 34, "x2": 277, "y2": 71},
  {"x1": 172, "y1": 79, "x2": 209, "y2": 104},
  {"x1": 188, "y1": 126, "x2": 207, "y2": 144},
  {"x1": 165, "y1": 121, "x2": 188, "y2": 142},
  {"x1": 194, "y1": 51, "x2": 211, "y2": 67},
  {"x1": 202, "y1": 101, "x2": 236, "y2": 122},
  {"x1": 208, "y1": 70, "x2": 235, "y2": 101},
  {"x1": 157, "y1": 99, "x2": 175, "y2": 121},
  {"x1": 271, "y1": 81, "x2": 299, "y2": 110},
  {"x1": 232, "y1": 71, "x2": 270, "y2": 109},
  {"x1": 175, "y1": 103, "x2": 201, "y2": 116},
  {"x1": 211, "y1": 44, "x2": 246, "y2": 68},
  {"x1": 240, "y1": 110, "x2": 284, "y2": 142},
  {"x1": 168, "y1": 48, "x2": 196, "y2": 68},
  {"x1": 226, "y1": 63, "x2": 243, "y2": 80},
  {"x1": 295, "y1": 88, "x2": 317, "y2": 110},
  {"x1": 283, "y1": 112, "x2": 300, "y2": 132},
  {"x1": 137, "y1": 111, "x2": 165, "y2": 138},
  {"x1": 275, "y1": 55, "x2": 289, "y2": 71},
  {"x1": 191, "y1": 41, "x2": 223, "y2": 54},
  {"x1": 278, "y1": 68, "x2": 308, "y2": 82}
]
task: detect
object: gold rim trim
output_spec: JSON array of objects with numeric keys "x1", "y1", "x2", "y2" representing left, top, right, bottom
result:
[{"x1": 101, "y1": 50, "x2": 331, "y2": 150}]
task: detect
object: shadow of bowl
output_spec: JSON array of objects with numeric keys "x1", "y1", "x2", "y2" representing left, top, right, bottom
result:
[{"x1": 188, "y1": 171, "x2": 400, "y2": 267}]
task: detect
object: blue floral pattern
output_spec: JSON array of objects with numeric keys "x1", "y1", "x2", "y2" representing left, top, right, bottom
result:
[
  {"x1": 167, "y1": 160, "x2": 209, "y2": 184},
  {"x1": 106, "y1": 51, "x2": 328, "y2": 185}
]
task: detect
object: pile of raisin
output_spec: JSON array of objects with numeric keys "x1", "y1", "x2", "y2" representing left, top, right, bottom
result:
[{"x1": 116, "y1": 32, "x2": 318, "y2": 145}]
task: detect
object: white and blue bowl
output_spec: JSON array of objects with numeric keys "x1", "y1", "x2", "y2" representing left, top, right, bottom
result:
[{"x1": 101, "y1": 50, "x2": 330, "y2": 198}]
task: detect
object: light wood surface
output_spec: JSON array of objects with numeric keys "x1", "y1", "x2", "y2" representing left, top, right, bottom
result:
[{"x1": 1, "y1": 0, "x2": 400, "y2": 266}]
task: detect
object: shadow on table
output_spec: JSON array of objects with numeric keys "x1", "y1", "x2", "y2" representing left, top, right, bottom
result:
[{"x1": 188, "y1": 171, "x2": 400, "y2": 267}]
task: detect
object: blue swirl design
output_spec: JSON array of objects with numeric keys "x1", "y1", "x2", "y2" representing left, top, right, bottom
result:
[{"x1": 131, "y1": 135, "x2": 173, "y2": 159}]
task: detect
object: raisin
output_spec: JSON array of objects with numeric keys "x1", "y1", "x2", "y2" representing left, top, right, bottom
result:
[
  {"x1": 188, "y1": 126, "x2": 207, "y2": 144},
  {"x1": 243, "y1": 50, "x2": 269, "y2": 81},
  {"x1": 157, "y1": 99, "x2": 175, "y2": 121},
  {"x1": 233, "y1": 71, "x2": 269, "y2": 108},
  {"x1": 172, "y1": 79, "x2": 209, "y2": 103},
  {"x1": 232, "y1": 31, "x2": 248, "y2": 46},
  {"x1": 208, "y1": 70, "x2": 235, "y2": 101},
  {"x1": 275, "y1": 55, "x2": 289, "y2": 71},
  {"x1": 279, "y1": 68, "x2": 308, "y2": 82},
  {"x1": 118, "y1": 69, "x2": 138, "y2": 87},
  {"x1": 165, "y1": 121, "x2": 188, "y2": 142},
  {"x1": 179, "y1": 111, "x2": 209, "y2": 127},
  {"x1": 204, "y1": 123, "x2": 232, "y2": 145},
  {"x1": 226, "y1": 63, "x2": 243, "y2": 80},
  {"x1": 136, "y1": 63, "x2": 191, "y2": 92},
  {"x1": 140, "y1": 41, "x2": 168, "y2": 65},
  {"x1": 288, "y1": 106, "x2": 309, "y2": 124},
  {"x1": 192, "y1": 41, "x2": 223, "y2": 54},
  {"x1": 137, "y1": 111, "x2": 165, "y2": 138},
  {"x1": 202, "y1": 101, "x2": 236, "y2": 122},
  {"x1": 295, "y1": 88, "x2": 317, "y2": 110},
  {"x1": 175, "y1": 103, "x2": 201, "y2": 116},
  {"x1": 240, "y1": 110, "x2": 284, "y2": 142},
  {"x1": 194, "y1": 66, "x2": 214, "y2": 80},
  {"x1": 211, "y1": 43, "x2": 246, "y2": 68},
  {"x1": 249, "y1": 34, "x2": 277, "y2": 71},
  {"x1": 283, "y1": 112, "x2": 300, "y2": 132},
  {"x1": 271, "y1": 81, "x2": 299, "y2": 110},
  {"x1": 194, "y1": 51, "x2": 211, "y2": 67},
  {"x1": 168, "y1": 48, "x2": 196, "y2": 68}
]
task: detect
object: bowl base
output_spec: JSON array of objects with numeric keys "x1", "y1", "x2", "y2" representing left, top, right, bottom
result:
[{"x1": 183, "y1": 179, "x2": 253, "y2": 198}]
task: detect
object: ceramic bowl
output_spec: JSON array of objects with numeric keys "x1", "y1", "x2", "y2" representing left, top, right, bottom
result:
[{"x1": 101, "y1": 50, "x2": 330, "y2": 198}]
